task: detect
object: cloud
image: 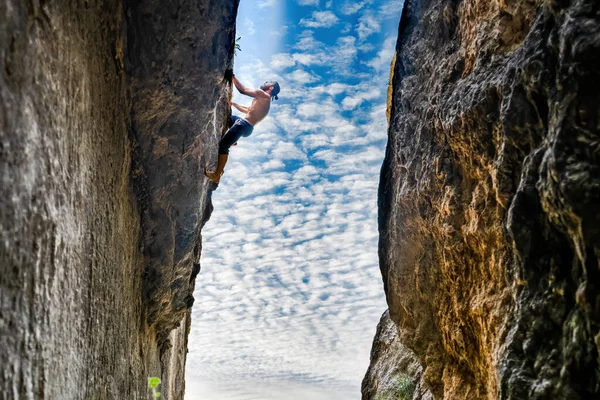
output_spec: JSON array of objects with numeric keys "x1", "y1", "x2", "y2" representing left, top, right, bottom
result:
[
  {"x1": 289, "y1": 69, "x2": 320, "y2": 84},
  {"x1": 335, "y1": 36, "x2": 358, "y2": 64},
  {"x1": 356, "y1": 14, "x2": 381, "y2": 40},
  {"x1": 258, "y1": 0, "x2": 278, "y2": 7},
  {"x1": 296, "y1": 0, "x2": 320, "y2": 6},
  {"x1": 378, "y1": 0, "x2": 405, "y2": 16},
  {"x1": 270, "y1": 26, "x2": 289, "y2": 37},
  {"x1": 296, "y1": 102, "x2": 330, "y2": 119},
  {"x1": 295, "y1": 30, "x2": 321, "y2": 51},
  {"x1": 340, "y1": 0, "x2": 373, "y2": 15},
  {"x1": 340, "y1": 82, "x2": 382, "y2": 110},
  {"x1": 312, "y1": 82, "x2": 350, "y2": 97},
  {"x1": 292, "y1": 53, "x2": 319, "y2": 66},
  {"x1": 300, "y1": 11, "x2": 339, "y2": 28},
  {"x1": 366, "y1": 36, "x2": 396, "y2": 72},
  {"x1": 279, "y1": 33, "x2": 358, "y2": 74},
  {"x1": 271, "y1": 53, "x2": 296, "y2": 69},
  {"x1": 244, "y1": 18, "x2": 256, "y2": 35}
]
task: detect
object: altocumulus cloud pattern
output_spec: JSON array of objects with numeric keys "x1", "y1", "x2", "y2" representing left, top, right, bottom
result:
[{"x1": 185, "y1": 1, "x2": 403, "y2": 399}]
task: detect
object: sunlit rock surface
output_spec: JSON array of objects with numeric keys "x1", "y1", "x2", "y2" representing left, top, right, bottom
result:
[
  {"x1": 362, "y1": 310, "x2": 431, "y2": 400},
  {"x1": 0, "y1": 1, "x2": 237, "y2": 398},
  {"x1": 368, "y1": 0, "x2": 600, "y2": 398}
]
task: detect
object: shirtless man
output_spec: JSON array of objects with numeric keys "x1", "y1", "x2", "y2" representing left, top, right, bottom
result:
[{"x1": 205, "y1": 75, "x2": 281, "y2": 184}]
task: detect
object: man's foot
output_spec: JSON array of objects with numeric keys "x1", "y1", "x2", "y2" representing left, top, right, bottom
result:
[{"x1": 205, "y1": 167, "x2": 221, "y2": 184}]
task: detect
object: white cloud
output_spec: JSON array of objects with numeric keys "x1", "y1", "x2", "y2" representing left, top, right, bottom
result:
[
  {"x1": 297, "y1": 102, "x2": 331, "y2": 119},
  {"x1": 341, "y1": 86, "x2": 381, "y2": 110},
  {"x1": 366, "y1": 36, "x2": 396, "y2": 72},
  {"x1": 295, "y1": 31, "x2": 321, "y2": 51},
  {"x1": 270, "y1": 26, "x2": 289, "y2": 37},
  {"x1": 300, "y1": 11, "x2": 339, "y2": 28},
  {"x1": 297, "y1": 0, "x2": 320, "y2": 6},
  {"x1": 378, "y1": 0, "x2": 405, "y2": 16},
  {"x1": 271, "y1": 53, "x2": 296, "y2": 69},
  {"x1": 357, "y1": 42, "x2": 375, "y2": 52},
  {"x1": 281, "y1": 34, "x2": 358, "y2": 73},
  {"x1": 336, "y1": 36, "x2": 358, "y2": 61},
  {"x1": 292, "y1": 53, "x2": 321, "y2": 66},
  {"x1": 258, "y1": 0, "x2": 278, "y2": 7},
  {"x1": 244, "y1": 18, "x2": 256, "y2": 35},
  {"x1": 289, "y1": 69, "x2": 320, "y2": 84},
  {"x1": 313, "y1": 82, "x2": 350, "y2": 97},
  {"x1": 272, "y1": 141, "x2": 307, "y2": 160},
  {"x1": 356, "y1": 14, "x2": 381, "y2": 40},
  {"x1": 340, "y1": 0, "x2": 373, "y2": 15}
]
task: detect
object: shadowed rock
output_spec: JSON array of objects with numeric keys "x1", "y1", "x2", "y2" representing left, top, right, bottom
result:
[
  {"x1": 125, "y1": 0, "x2": 237, "y2": 348},
  {"x1": 1, "y1": 1, "x2": 238, "y2": 398},
  {"x1": 362, "y1": 310, "x2": 432, "y2": 400}
]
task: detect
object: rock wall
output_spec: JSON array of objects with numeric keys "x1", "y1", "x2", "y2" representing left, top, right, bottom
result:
[
  {"x1": 0, "y1": 1, "x2": 237, "y2": 399},
  {"x1": 367, "y1": 0, "x2": 600, "y2": 399},
  {"x1": 362, "y1": 310, "x2": 431, "y2": 400}
]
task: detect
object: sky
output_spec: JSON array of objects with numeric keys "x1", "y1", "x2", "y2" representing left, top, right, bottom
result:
[{"x1": 185, "y1": 1, "x2": 403, "y2": 399}]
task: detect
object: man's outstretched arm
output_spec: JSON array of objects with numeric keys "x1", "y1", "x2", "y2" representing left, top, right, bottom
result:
[
  {"x1": 232, "y1": 76, "x2": 263, "y2": 98},
  {"x1": 231, "y1": 101, "x2": 249, "y2": 113}
]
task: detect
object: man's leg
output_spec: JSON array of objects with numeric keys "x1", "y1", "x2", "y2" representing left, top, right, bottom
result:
[
  {"x1": 229, "y1": 115, "x2": 240, "y2": 146},
  {"x1": 205, "y1": 154, "x2": 228, "y2": 183},
  {"x1": 229, "y1": 115, "x2": 240, "y2": 128},
  {"x1": 205, "y1": 122, "x2": 243, "y2": 183}
]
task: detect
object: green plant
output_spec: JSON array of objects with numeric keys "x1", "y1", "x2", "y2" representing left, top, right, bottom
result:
[
  {"x1": 148, "y1": 377, "x2": 161, "y2": 399},
  {"x1": 234, "y1": 36, "x2": 242, "y2": 54},
  {"x1": 395, "y1": 374, "x2": 415, "y2": 400}
]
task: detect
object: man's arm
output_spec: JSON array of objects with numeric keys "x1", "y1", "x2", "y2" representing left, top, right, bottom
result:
[
  {"x1": 232, "y1": 76, "x2": 265, "y2": 98},
  {"x1": 231, "y1": 101, "x2": 249, "y2": 114}
]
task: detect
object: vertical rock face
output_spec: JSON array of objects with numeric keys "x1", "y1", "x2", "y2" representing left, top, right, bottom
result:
[
  {"x1": 125, "y1": 0, "x2": 236, "y2": 348},
  {"x1": 369, "y1": 0, "x2": 600, "y2": 399},
  {"x1": 0, "y1": 1, "x2": 237, "y2": 399},
  {"x1": 125, "y1": 0, "x2": 237, "y2": 344},
  {"x1": 362, "y1": 310, "x2": 431, "y2": 400}
]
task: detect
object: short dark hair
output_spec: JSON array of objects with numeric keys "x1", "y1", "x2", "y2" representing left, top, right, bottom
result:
[{"x1": 270, "y1": 81, "x2": 280, "y2": 100}]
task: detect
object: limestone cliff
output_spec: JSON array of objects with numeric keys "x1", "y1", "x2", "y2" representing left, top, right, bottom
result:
[
  {"x1": 0, "y1": 1, "x2": 237, "y2": 399},
  {"x1": 365, "y1": 0, "x2": 600, "y2": 399},
  {"x1": 362, "y1": 310, "x2": 431, "y2": 400}
]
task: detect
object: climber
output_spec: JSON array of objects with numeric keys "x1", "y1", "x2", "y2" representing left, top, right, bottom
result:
[{"x1": 205, "y1": 73, "x2": 280, "y2": 184}]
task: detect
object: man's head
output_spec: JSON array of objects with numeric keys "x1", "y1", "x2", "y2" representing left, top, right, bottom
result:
[{"x1": 261, "y1": 81, "x2": 281, "y2": 101}]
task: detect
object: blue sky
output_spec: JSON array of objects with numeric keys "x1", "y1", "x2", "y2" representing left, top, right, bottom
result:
[{"x1": 185, "y1": 1, "x2": 403, "y2": 399}]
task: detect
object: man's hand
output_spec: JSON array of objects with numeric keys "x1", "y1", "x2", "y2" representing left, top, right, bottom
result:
[{"x1": 224, "y1": 68, "x2": 234, "y2": 81}]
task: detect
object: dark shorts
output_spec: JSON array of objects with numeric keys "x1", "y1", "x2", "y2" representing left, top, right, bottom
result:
[{"x1": 219, "y1": 115, "x2": 254, "y2": 155}]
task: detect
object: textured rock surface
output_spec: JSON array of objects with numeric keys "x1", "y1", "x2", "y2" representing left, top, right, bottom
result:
[
  {"x1": 362, "y1": 310, "x2": 431, "y2": 400},
  {"x1": 371, "y1": 0, "x2": 600, "y2": 399},
  {"x1": 125, "y1": 0, "x2": 236, "y2": 349},
  {"x1": 1, "y1": 1, "x2": 236, "y2": 399}
]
